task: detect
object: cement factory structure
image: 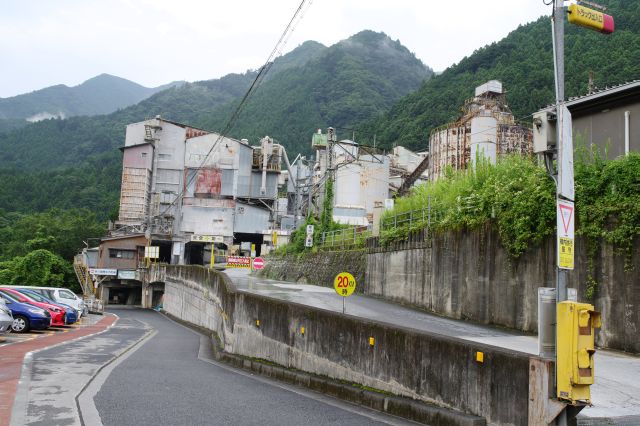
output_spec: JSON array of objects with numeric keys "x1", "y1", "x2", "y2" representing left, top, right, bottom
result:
[{"x1": 428, "y1": 80, "x2": 533, "y2": 180}]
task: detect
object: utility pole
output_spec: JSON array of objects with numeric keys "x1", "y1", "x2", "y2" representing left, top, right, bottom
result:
[
  {"x1": 553, "y1": 0, "x2": 569, "y2": 304},
  {"x1": 552, "y1": 3, "x2": 569, "y2": 425}
]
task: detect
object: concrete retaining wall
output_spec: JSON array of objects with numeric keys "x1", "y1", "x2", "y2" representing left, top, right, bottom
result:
[
  {"x1": 259, "y1": 250, "x2": 367, "y2": 290},
  {"x1": 258, "y1": 226, "x2": 640, "y2": 354},
  {"x1": 161, "y1": 265, "x2": 552, "y2": 425},
  {"x1": 366, "y1": 226, "x2": 640, "y2": 354}
]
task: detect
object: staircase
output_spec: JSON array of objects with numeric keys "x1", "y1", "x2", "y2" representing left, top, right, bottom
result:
[
  {"x1": 73, "y1": 254, "x2": 94, "y2": 296},
  {"x1": 397, "y1": 155, "x2": 430, "y2": 196}
]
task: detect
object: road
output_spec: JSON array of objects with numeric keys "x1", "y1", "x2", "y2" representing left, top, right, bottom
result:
[
  {"x1": 11, "y1": 308, "x2": 416, "y2": 426},
  {"x1": 227, "y1": 269, "x2": 640, "y2": 421}
]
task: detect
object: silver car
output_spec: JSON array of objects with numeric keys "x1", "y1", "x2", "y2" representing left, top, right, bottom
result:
[{"x1": 0, "y1": 298, "x2": 13, "y2": 335}]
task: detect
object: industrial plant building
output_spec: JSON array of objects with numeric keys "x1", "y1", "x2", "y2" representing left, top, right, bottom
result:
[
  {"x1": 92, "y1": 116, "x2": 285, "y2": 306},
  {"x1": 428, "y1": 80, "x2": 533, "y2": 180}
]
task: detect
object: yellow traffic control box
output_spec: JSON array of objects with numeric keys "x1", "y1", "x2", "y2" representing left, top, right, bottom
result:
[{"x1": 557, "y1": 301, "x2": 601, "y2": 404}]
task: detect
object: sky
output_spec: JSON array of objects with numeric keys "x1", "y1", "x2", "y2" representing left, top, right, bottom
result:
[{"x1": 0, "y1": 0, "x2": 553, "y2": 98}]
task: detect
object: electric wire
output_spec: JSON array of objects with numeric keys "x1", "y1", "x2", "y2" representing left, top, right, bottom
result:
[{"x1": 152, "y1": 0, "x2": 311, "y2": 220}]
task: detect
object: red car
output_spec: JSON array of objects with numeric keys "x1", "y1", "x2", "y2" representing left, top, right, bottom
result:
[{"x1": 0, "y1": 288, "x2": 66, "y2": 326}]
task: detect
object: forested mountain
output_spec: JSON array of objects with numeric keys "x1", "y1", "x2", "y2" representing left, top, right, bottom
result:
[
  {"x1": 200, "y1": 31, "x2": 433, "y2": 154},
  {"x1": 0, "y1": 74, "x2": 183, "y2": 127},
  {"x1": 356, "y1": 0, "x2": 640, "y2": 151},
  {"x1": 0, "y1": 31, "x2": 431, "y2": 216}
]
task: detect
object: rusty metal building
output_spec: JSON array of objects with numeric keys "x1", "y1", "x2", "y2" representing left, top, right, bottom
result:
[{"x1": 428, "y1": 80, "x2": 533, "y2": 180}]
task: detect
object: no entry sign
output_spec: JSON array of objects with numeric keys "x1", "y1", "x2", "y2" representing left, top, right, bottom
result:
[{"x1": 252, "y1": 257, "x2": 265, "y2": 270}]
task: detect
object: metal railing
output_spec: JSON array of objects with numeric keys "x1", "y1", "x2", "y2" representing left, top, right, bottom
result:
[
  {"x1": 320, "y1": 226, "x2": 370, "y2": 249},
  {"x1": 380, "y1": 196, "x2": 443, "y2": 233}
]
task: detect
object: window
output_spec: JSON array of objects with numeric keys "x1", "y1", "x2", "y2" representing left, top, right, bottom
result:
[
  {"x1": 59, "y1": 289, "x2": 76, "y2": 300},
  {"x1": 109, "y1": 249, "x2": 136, "y2": 259}
]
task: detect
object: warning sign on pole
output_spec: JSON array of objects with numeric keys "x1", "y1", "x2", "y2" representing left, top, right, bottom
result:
[{"x1": 557, "y1": 199, "x2": 575, "y2": 270}]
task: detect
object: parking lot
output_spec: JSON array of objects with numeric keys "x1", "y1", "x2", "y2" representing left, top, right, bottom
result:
[{"x1": 0, "y1": 315, "x2": 100, "y2": 347}]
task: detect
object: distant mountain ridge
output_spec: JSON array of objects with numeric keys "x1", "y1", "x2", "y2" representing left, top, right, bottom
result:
[{"x1": 0, "y1": 74, "x2": 184, "y2": 122}]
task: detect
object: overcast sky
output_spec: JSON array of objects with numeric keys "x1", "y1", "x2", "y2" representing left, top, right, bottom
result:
[{"x1": 0, "y1": 1, "x2": 553, "y2": 98}]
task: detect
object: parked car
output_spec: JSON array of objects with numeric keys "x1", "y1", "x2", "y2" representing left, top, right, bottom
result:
[
  {"x1": 0, "y1": 288, "x2": 66, "y2": 326},
  {"x1": 0, "y1": 298, "x2": 13, "y2": 335},
  {"x1": 16, "y1": 289, "x2": 78, "y2": 325},
  {"x1": 4, "y1": 286, "x2": 85, "y2": 318},
  {"x1": 0, "y1": 293, "x2": 51, "y2": 333}
]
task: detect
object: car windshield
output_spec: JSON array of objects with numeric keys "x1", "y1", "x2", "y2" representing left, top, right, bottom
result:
[
  {"x1": 20, "y1": 291, "x2": 48, "y2": 303},
  {"x1": 0, "y1": 291, "x2": 19, "y2": 302},
  {"x1": 59, "y1": 289, "x2": 76, "y2": 299}
]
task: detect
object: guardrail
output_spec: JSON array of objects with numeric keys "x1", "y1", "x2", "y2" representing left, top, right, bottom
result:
[{"x1": 320, "y1": 226, "x2": 370, "y2": 250}]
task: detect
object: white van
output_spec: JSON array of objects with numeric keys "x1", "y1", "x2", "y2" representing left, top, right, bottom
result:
[{"x1": 4, "y1": 286, "x2": 86, "y2": 317}]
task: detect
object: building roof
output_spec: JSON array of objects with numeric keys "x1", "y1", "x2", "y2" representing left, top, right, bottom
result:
[
  {"x1": 118, "y1": 141, "x2": 153, "y2": 152},
  {"x1": 539, "y1": 80, "x2": 640, "y2": 117}
]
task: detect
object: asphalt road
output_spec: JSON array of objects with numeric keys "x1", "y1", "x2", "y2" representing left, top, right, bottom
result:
[{"x1": 94, "y1": 309, "x2": 415, "y2": 426}]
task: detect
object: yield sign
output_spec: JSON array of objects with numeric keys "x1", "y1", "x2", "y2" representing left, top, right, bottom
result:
[{"x1": 557, "y1": 200, "x2": 574, "y2": 239}]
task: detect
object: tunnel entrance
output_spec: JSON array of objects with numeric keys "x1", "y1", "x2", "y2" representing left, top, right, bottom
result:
[
  {"x1": 185, "y1": 242, "x2": 205, "y2": 265},
  {"x1": 107, "y1": 286, "x2": 142, "y2": 305}
]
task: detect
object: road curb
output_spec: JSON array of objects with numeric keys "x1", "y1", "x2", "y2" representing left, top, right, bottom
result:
[{"x1": 162, "y1": 310, "x2": 485, "y2": 426}]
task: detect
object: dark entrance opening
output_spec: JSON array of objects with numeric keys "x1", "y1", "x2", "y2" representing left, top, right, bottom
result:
[
  {"x1": 185, "y1": 242, "x2": 205, "y2": 265},
  {"x1": 108, "y1": 286, "x2": 142, "y2": 305},
  {"x1": 233, "y1": 233, "x2": 264, "y2": 256},
  {"x1": 151, "y1": 240, "x2": 173, "y2": 264}
]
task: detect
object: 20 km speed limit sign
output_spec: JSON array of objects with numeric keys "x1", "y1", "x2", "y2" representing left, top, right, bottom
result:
[{"x1": 334, "y1": 272, "x2": 356, "y2": 297}]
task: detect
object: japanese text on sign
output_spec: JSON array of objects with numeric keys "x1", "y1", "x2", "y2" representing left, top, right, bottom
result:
[
  {"x1": 333, "y1": 272, "x2": 357, "y2": 297},
  {"x1": 226, "y1": 256, "x2": 251, "y2": 268},
  {"x1": 557, "y1": 199, "x2": 575, "y2": 270}
]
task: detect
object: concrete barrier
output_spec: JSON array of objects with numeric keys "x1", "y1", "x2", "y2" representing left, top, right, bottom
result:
[{"x1": 159, "y1": 265, "x2": 557, "y2": 425}]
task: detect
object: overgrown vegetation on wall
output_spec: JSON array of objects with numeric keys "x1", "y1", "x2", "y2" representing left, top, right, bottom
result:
[
  {"x1": 381, "y1": 156, "x2": 556, "y2": 257},
  {"x1": 382, "y1": 152, "x2": 639, "y2": 253}
]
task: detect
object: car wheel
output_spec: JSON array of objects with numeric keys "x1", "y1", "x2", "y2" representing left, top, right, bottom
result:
[{"x1": 12, "y1": 315, "x2": 30, "y2": 333}]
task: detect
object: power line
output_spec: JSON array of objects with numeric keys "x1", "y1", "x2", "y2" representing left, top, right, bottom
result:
[{"x1": 153, "y1": 0, "x2": 312, "y2": 219}]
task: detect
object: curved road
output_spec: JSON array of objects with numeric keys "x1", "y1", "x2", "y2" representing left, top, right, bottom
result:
[{"x1": 93, "y1": 309, "x2": 414, "y2": 426}]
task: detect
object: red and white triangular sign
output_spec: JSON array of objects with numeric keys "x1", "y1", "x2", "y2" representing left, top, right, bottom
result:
[{"x1": 557, "y1": 200, "x2": 574, "y2": 238}]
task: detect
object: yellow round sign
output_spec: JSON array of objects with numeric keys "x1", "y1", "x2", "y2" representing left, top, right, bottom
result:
[{"x1": 334, "y1": 272, "x2": 356, "y2": 297}]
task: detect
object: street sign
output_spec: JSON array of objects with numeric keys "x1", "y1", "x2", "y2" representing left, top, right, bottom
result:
[
  {"x1": 252, "y1": 257, "x2": 265, "y2": 270},
  {"x1": 306, "y1": 225, "x2": 314, "y2": 235},
  {"x1": 89, "y1": 268, "x2": 117, "y2": 276},
  {"x1": 557, "y1": 199, "x2": 575, "y2": 270},
  {"x1": 567, "y1": 4, "x2": 614, "y2": 34},
  {"x1": 226, "y1": 256, "x2": 251, "y2": 268},
  {"x1": 272, "y1": 231, "x2": 278, "y2": 246},
  {"x1": 305, "y1": 235, "x2": 313, "y2": 247},
  {"x1": 334, "y1": 272, "x2": 356, "y2": 297}
]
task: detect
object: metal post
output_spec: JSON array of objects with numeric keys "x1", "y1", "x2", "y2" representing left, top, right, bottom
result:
[
  {"x1": 553, "y1": 0, "x2": 568, "y2": 304},
  {"x1": 428, "y1": 195, "x2": 432, "y2": 228},
  {"x1": 342, "y1": 297, "x2": 346, "y2": 315},
  {"x1": 552, "y1": 3, "x2": 571, "y2": 424}
]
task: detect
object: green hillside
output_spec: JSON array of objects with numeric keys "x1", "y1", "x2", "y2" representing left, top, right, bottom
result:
[
  {"x1": 0, "y1": 32, "x2": 430, "y2": 217},
  {"x1": 201, "y1": 30, "x2": 432, "y2": 155},
  {"x1": 356, "y1": 0, "x2": 640, "y2": 151}
]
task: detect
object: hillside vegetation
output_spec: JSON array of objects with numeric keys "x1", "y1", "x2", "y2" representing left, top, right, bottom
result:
[
  {"x1": 357, "y1": 0, "x2": 640, "y2": 150},
  {"x1": 0, "y1": 31, "x2": 431, "y2": 215}
]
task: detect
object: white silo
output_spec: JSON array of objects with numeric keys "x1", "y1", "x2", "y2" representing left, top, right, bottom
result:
[{"x1": 470, "y1": 114, "x2": 497, "y2": 165}]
